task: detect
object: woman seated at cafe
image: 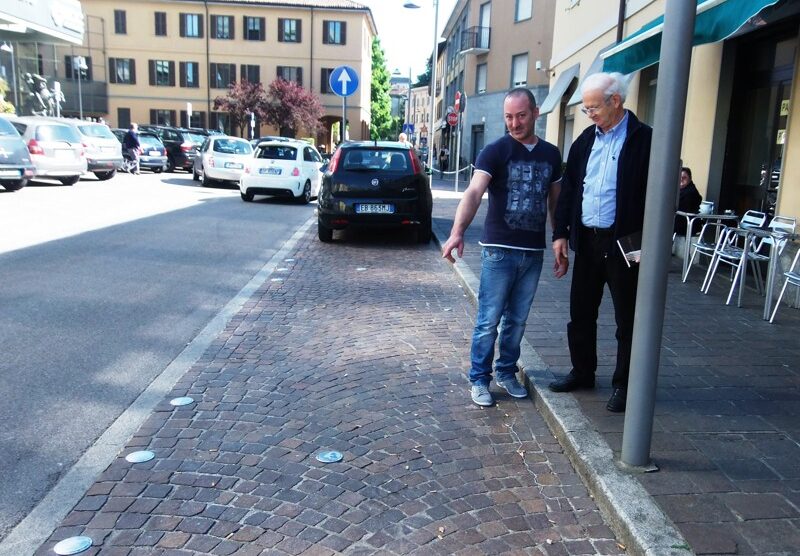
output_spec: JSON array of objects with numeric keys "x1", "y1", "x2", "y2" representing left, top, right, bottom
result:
[{"x1": 674, "y1": 166, "x2": 703, "y2": 236}]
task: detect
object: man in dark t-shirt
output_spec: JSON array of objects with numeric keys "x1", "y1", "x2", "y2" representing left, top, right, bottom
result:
[{"x1": 442, "y1": 88, "x2": 564, "y2": 407}]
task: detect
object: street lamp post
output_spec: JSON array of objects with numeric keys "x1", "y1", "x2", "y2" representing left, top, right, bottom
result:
[
  {"x1": 0, "y1": 42, "x2": 18, "y2": 111},
  {"x1": 404, "y1": 0, "x2": 439, "y2": 188},
  {"x1": 74, "y1": 55, "x2": 88, "y2": 119}
]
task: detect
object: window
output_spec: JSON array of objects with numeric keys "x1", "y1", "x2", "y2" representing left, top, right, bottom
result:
[
  {"x1": 149, "y1": 60, "x2": 175, "y2": 86},
  {"x1": 278, "y1": 18, "x2": 301, "y2": 43},
  {"x1": 114, "y1": 10, "x2": 126, "y2": 34},
  {"x1": 321, "y1": 68, "x2": 334, "y2": 94},
  {"x1": 210, "y1": 63, "x2": 236, "y2": 88},
  {"x1": 211, "y1": 15, "x2": 234, "y2": 39},
  {"x1": 511, "y1": 53, "x2": 528, "y2": 87},
  {"x1": 323, "y1": 20, "x2": 346, "y2": 45},
  {"x1": 476, "y1": 63, "x2": 487, "y2": 94},
  {"x1": 240, "y1": 64, "x2": 260, "y2": 84},
  {"x1": 180, "y1": 110, "x2": 206, "y2": 129},
  {"x1": 155, "y1": 12, "x2": 167, "y2": 36},
  {"x1": 515, "y1": 0, "x2": 532, "y2": 22},
  {"x1": 150, "y1": 109, "x2": 176, "y2": 126},
  {"x1": 244, "y1": 16, "x2": 265, "y2": 41},
  {"x1": 180, "y1": 61, "x2": 199, "y2": 88},
  {"x1": 117, "y1": 107, "x2": 131, "y2": 129},
  {"x1": 209, "y1": 112, "x2": 230, "y2": 134},
  {"x1": 180, "y1": 13, "x2": 203, "y2": 38},
  {"x1": 64, "y1": 56, "x2": 92, "y2": 80},
  {"x1": 109, "y1": 58, "x2": 136, "y2": 84},
  {"x1": 277, "y1": 66, "x2": 303, "y2": 86}
]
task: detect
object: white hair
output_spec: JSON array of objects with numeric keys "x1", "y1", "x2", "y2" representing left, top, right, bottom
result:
[{"x1": 580, "y1": 72, "x2": 629, "y2": 102}]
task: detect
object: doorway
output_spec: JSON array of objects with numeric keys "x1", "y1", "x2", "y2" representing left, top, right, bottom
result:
[{"x1": 471, "y1": 124, "x2": 485, "y2": 164}]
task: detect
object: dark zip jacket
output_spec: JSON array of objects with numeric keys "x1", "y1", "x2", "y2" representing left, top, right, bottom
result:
[{"x1": 553, "y1": 110, "x2": 652, "y2": 253}]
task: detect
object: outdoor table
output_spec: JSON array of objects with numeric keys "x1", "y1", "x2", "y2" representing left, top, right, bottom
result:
[
  {"x1": 729, "y1": 227, "x2": 800, "y2": 320},
  {"x1": 676, "y1": 210, "x2": 739, "y2": 282}
]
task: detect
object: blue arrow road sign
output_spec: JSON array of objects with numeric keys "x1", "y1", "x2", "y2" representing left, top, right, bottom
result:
[
  {"x1": 402, "y1": 123, "x2": 414, "y2": 134},
  {"x1": 329, "y1": 65, "x2": 359, "y2": 97}
]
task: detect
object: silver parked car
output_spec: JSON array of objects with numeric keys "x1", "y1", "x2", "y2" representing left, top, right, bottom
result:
[
  {"x1": 67, "y1": 120, "x2": 123, "y2": 180},
  {"x1": 193, "y1": 135, "x2": 253, "y2": 186},
  {"x1": 6, "y1": 116, "x2": 87, "y2": 185}
]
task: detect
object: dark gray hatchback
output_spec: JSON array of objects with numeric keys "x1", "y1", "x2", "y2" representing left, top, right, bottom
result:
[
  {"x1": 317, "y1": 141, "x2": 432, "y2": 243},
  {"x1": 0, "y1": 117, "x2": 35, "y2": 191}
]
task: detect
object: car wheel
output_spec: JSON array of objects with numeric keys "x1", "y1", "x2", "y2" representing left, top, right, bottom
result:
[
  {"x1": 201, "y1": 170, "x2": 213, "y2": 187},
  {"x1": 417, "y1": 218, "x2": 432, "y2": 244},
  {"x1": 241, "y1": 190, "x2": 254, "y2": 202},
  {"x1": 59, "y1": 175, "x2": 80, "y2": 186},
  {"x1": 1, "y1": 179, "x2": 26, "y2": 191},
  {"x1": 153, "y1": 167, "x2": 162, "y2": 174},
  {"x1": 166, "y1": 157, "x2": 175, "y2": 173},
  {"x1": 318, "y1": 218, "x2": 333, "y2": 242},
  {"x1": 192, "y1": 167, "x2": 200, "y2": 181},
  {"x1": 298, "y1": 180, "x2": 312, "y2": 204},
  {"x1": 94, "y1": 170, "x2": 116, "y2": 181}
]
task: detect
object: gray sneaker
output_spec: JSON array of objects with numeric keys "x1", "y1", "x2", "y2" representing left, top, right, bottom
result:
[
  {"x1": 470, "y1": 384, "x2": 494, "y2": 407},
  {"x1": 497, "y1": 376, "x2": 528, "y2": 398}
]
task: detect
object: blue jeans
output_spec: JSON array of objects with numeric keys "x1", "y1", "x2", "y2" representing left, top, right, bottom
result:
[{"x1": 469, "y1": 247, "x2": 544, "y2": 386}]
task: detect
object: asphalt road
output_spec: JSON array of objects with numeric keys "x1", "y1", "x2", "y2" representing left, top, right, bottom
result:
[{"x1": 0, "y1": 171, "x2": 313, "y2": 541}]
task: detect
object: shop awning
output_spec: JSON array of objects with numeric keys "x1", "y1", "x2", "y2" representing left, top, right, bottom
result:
[
  {"x1": 539, "y1": 64, "x2": 580, "y2": 115},
  {"x1": 602, "y1": 0, "x2": 780, "y2": 74}
]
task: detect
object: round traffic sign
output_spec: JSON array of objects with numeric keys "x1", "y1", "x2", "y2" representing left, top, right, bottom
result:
[{"x1": 447, "y1": 112, "x2": 458, "y2": 126}]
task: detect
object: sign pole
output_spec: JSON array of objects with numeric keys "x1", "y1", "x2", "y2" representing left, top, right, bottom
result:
[
  {"x1": 342, "y1": 96, "x2": 346, "y2": 143},
  {"x1": 454, "y1": 113, "x2": 461, "y2": 193}
]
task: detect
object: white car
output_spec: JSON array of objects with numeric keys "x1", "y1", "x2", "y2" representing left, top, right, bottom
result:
[
  {"x1": 193, "y1": 136, "x2": 253, "y2": 186},
  {"x1": 5, "y1": 116, "x2": 87, "y2": 185},
  {"x1": 240, "y1": 140, "x2": 324, "y2": 204}
]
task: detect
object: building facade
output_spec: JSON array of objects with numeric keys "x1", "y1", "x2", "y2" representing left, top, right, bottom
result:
[
  {"x1": 434, "y1": 0, "x2": 556, "y2": 168},
  {"x1": 50, "y1": 0, "x2": 376, "y2": 148}
]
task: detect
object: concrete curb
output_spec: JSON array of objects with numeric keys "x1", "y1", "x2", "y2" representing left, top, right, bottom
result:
[{"x1": 431, "y1": 219, "x2": 693, "y2": 556}]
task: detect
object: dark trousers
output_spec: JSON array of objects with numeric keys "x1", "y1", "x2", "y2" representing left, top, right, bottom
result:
[{"x1": 567, "y1": 225, "x2": 639, "y2": 389}]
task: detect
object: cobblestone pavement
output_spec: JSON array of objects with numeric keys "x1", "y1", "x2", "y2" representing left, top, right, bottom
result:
[
  {"x1": 432, "y1": 178, "x2": 800, "y2": 556},
  {"x1": 37, "y1": 225, "x2": 623, "y2": 555}
]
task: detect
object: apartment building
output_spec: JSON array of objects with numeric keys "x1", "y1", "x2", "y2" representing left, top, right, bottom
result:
[
  {"x1": 52, "y1": 0, "x2": 376, "y2": 147},
  {"x1": 543, "y1": 0, "x2": 799, "y2": 224},
  {"x1": 434, "y1": 0, "x2": 556, "y2": 167}
]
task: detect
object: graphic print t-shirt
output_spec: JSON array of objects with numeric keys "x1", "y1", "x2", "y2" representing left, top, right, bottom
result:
[{"x1": 475, "y1": 134, "x2": 562, "y2": 250}]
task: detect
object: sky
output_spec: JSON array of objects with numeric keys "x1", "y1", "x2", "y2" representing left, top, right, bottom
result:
[{"x1": 359, "y1": 0, "x2": 459, "y2": 80}]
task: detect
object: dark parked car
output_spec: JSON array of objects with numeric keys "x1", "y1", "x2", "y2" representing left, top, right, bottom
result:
[
  {"x1": 317, "y1": 141, "x2": 432, "y2": 243},
  {"x1": 0, "y1": 116, "x2": 35, "y2": 191},
  {"x1": 139, "y1": 125, "x2": 205, "y2": 172},
  {"x1": 111, "y1": 128, "x2": 168, "y2": 173}
]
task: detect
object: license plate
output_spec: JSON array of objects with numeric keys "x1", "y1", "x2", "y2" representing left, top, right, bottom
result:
[
  {"x1": 260, "y1": 167, "x2": 281, "y2": 175},
  {"x1": 54, "y1": 149, "x2": 74, "y2": 159},
  {"x1": 356, "y1": 204, "x2": 394, "y2": 214},
  {"x1": 102, "y1": 146, "x2": 117, "y2": 152},
  {"x1": 0, "y1": 169, "x2": 21, "y2": 177},
  {"x1": 149, "y1": 150, "x2": 160, "y2": 156},
  {"x1": 225, "y1": 162, "x2": 243, "y2": 169}
]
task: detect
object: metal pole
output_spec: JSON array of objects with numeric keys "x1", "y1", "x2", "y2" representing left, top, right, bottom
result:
[
  {"x1": 8, "y1": 45, "x2": 19, "y2": 109},
  {"x1": 342, "y1": 95, "x2": 346, "y2": 142},
  {"x1": 454, "y1": 113, "x2": 461, "y2": 192},
  {"x1": 427, "y1": 0, "x2": 439, "y2": 188},
  {"x1": 76, "y1": 57, "x2": 84, "y2": 119},
  {"x1": 621, "y1": 0, "x2": 696, "y2": 468}
]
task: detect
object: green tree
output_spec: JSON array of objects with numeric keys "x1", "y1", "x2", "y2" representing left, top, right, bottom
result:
[
  {"x1": 369, "y1": 37, "x2": 393, "y2": 140},
  {"x1": 213, "y1": 80, "x2": 269, "y2": 137},
  {"x1": 413, "y1": 57, "x2": 432, "y2": 88}
]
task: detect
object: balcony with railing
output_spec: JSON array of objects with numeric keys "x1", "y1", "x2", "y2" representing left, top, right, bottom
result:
[{"x1": 460, "y1": 26, "x2": 490, "y2": 56}]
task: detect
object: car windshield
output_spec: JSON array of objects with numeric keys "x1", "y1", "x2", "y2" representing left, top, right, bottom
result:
[
  {"x1": 256, "y1": 145, "x2": 297, "y2": 160},
  {"x1": 36, "y1": 124, "x2": 82, "y2": 143},
  {"x1": 139, "y1": 134, "x2": 163, "y2": 148},
  {"x1": 78, "y1": 124, "x2": 116, "y2": 139},
  {"x1": 186, "y1": 132, "x2": 206, "y2": 145},
  {"x1": 213, "y1": 139, "x2": 252, "y2": 155},
  {"x1": 0, "y1": 118, "x2": 19, "y2": 136},
  {"x1": 343, "y1": 149, "x2": 409, "y2": 172}
]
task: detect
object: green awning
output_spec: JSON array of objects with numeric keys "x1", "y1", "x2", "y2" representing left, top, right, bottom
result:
[
  {"x1": 539, "y1": 64, "x2": 580, "y2": 115},
  {"x1": 602, "y1": 0, "x2": 780, "y2": 74}
]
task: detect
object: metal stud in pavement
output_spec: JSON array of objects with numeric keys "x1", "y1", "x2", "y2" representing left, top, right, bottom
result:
[
  {"x1": 125, "y1": 450, "x2": 155, "y2": 463},
  {"x1": 169, "y1": 396, "x2": 194, "y2": 406},
  {"x1": 53, "y1": 536, "x2": 92, "y2": 555},
  {"x1": 315, "y1": 450, "x2": 343, "y2": 463}
]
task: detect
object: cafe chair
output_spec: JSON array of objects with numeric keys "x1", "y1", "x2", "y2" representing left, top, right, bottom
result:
[
  {"x1": 685, "y1": 221, "x2": 729, "y2": 284},
  {"x1": 769, "y1": 247, "x2": 800, "y2": 323},
  {"x1": 752, "y1": 215, "x2": 796, "y2": 261}
]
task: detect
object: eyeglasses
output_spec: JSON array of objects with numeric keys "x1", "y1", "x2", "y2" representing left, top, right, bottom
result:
[{"x1": 580, "y1": 95, "x2": 612, "y2": 116}]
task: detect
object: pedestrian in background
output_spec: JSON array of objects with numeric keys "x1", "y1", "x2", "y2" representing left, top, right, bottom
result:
[
  {"x1": 438, "y1": 147, "x2": 449, "y2": 178},
  {"x1": 398, "y1": 132, "x2": 413, "y2": 148},
  {"x1": 122, "y1": 123, "x2": 141, "y2": 175},
  {"x1": 442, "y1": 88, "x2": 564, "y2": 407},
  {"x1": 674, "y1": 167, "x2": 703, "y2": 236},
  {"x1": 549, "y1": 72, "x2": 653, "y2": 413}
]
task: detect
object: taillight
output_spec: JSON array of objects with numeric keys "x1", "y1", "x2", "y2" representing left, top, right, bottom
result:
[
  {"x1": 208, "y1": 156, "x2": 215, "y2": 168},
  {"x1": 180, "y1": 142, "x2": 194, "y2": 152},
  {"x1": 328, "y1": 149, "x2": 342, "y2": 173},
  {"x1": 291, "y1": 167, "x2": 300, "y2": 177},
  {"x1": 27, "y1": 139, "x2": 44, "y2": 155},
  {"x1": 244, "y1": 166, "x2": 250, "y2": 174},
  {"x1": 410, "y1": 150, "x2": 422, "y2": 174}
]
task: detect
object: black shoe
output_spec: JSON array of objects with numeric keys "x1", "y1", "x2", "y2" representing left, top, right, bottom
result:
[
  {"x1": 606, "y1": 388, "x2": 627, "y2": 412},
  {"x1": 548, "y1": 372, "x2": 595, "y2": 393}
]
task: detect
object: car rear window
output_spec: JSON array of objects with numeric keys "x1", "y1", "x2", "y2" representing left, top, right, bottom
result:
[
  {"x1": 0, "y1": 118, "x2": 19, "y2": 136},
  {"x1": 343, "y1": 149, "x2": 410, "y2": 172},
  {"x1": 186, "y1": 132, "x2": 206, "y2": 145},
  {"x1": 256, "y1": 145, "x2": 297, "y2": 160},
  {"x1": 36, "y1": 124, "x2": 82, "y2": 143},
  {"x1": 213, "y1": 138, "x2": 252, "y2": 155},
  {"x1": 139, "y1": 134, "x2": 163, "y2": 148},
  {"x1": 77, "y1": 124, "x2": 116, "y2": 139}
]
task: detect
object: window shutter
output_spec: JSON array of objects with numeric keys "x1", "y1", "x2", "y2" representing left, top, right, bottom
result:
[
  {"x1": 169, "y1": 61, "x2": 176, "y2": 86},
  {"x1": 341, "y1": 22, "x2": 346, "y2": 44},
  {"x1": 150, "y1": 109, "x2": 157, "y2": 124},
  {"x1": 240, "y1": 64, "x2": 246, "y2": 83},
  {"x1": 253, "y1": 65, "x2": 260, "y2": 83},
  {"x1": 148, "y1": 60, "x2": 155, "y2": 85},
  {"x1": 170, "y1": 110, "x2": 177, "y2": 126},
  {"x1": 198, "y1": 15, "x2": 203, "y2": 38},
  {"x1": 297, "y1": 19, "x2": 302, "y2": 42},
  {"x1": 108, "y1": 58, "x2": 117, "y2": 84},
  {"x1": 277, "y1": 66, "x2": 283, "y2": 80},
  {"x1": 322, "y1": 21, "x2": 329, "y2": 44},
  {"x1": 259, "y1": 17, "x2": 265, "y2": 40},
  {"x1": 180, "y1": 62, "x2": 186, "y2": 87},
  {"x1": 130, "y1": 59, "x2": 136, "y2": 84},
  {"x1": 179, "y1": 14, "x2": 186, "y2": 37},
  {"x1": 210, "y1": 15, "x2": 216, "y2": 38},
  {"x1": 297, "y1": 67, "x2": 303, "y2": 87},
  {"x1": 229, "y1": 17, "x2": 235, "y2": 40},
  {"x1": 180, "y1": 110, "x2": 187, "y2": 128},
  {"x1": 278, "y1": 19, "x2": 284, "y2": 42},
  {"x1": 230, "y1": 64, "x2": 236, "y2": 85}
]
